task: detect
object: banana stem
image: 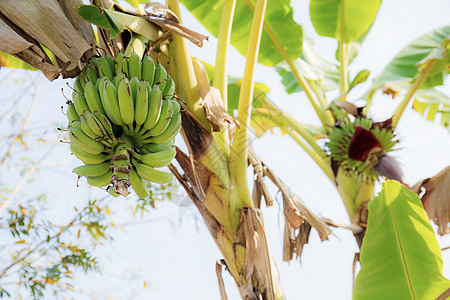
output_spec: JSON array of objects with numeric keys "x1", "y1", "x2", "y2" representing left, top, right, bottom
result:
[
  {"x1": 392, "y1": 59, "x2": 437, "y2": 128},
  {"x1": 338, "y1": 41, "x2": 348, "y2": 96},
  {"x1": 362, "y1": 88, "x2": 375, "y2": 116},
  {"x1": 166, "y1": 0, "x2": 211, "y2": 130},
  {"x1": 308, "y1": 79, "x2": 328, "y2": 109},
  {"x1": 338, "y1": 0, "x2": 348, "y2": 97},
  {"x1": 212, "y1": 0, "x2": 237, "y2": 160},
  {"x1": 282, "y1": 127, "x2": 335, "y2": 183},
  {"x1": 229, "y1": 0, "x2": 268, "y2": 211},
  {"x1": 242, "y1": 0, "x2": 330, "y2": 128},
  {"x1": 255, "y1": 98, "x2": 327, "y2": 157}
]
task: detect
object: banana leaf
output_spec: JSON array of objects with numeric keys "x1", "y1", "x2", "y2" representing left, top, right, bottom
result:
[
  {"x1": 353, "y1": 180, "x2": 450, "y2": 299},
  {"x1": 77, "y1": 5, "x2": 159, "y2": 40},
  {"x1": 374, "y1": 26, "x2": 450, "y2": 90},
  {"x1": 180, "y1": 0, "x2": 302, "y2": 67},
  {"x1": 0, "y1": 52, "x2": 36, "y2": 71},
  {"x1": 309, "y1": 0, "x2": 381, "y2": 43},
  {"x1": 276, "y1": 38, "x2": 340, "y2": 94},
  {"x1": 412, "y1": 88, "x2": 450, "y2": 129}
]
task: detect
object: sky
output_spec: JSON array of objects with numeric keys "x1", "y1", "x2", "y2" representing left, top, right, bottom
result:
[{"x1": 0, "y1": 0, "x2": 449, "y2": 299}]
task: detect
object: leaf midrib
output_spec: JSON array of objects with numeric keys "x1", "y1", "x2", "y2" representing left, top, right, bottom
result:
[{"x1": 386, "y1": 188, "x2": 416, "y2": 300}]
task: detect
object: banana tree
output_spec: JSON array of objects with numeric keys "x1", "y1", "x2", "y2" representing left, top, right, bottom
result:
[{"x1": 0, "y1": 0, "x2": 449, "y2": 299}]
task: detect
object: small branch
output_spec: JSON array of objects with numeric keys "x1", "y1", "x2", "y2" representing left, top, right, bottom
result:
[
  {"x1": 1, "y1": 84, "x2": 39, "y2": 165},
  {"x1": 392, "y1": 59, "x2": 437, "y2": 128}
]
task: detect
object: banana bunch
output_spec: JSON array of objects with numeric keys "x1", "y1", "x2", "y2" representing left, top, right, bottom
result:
[{"x1": 65, "y1": 52, "x2": 182, "y2": 199}]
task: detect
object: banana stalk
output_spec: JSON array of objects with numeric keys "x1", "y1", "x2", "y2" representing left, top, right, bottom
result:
[{"x1": 166, "y1": 0, "x2": 285, "y2": 298}]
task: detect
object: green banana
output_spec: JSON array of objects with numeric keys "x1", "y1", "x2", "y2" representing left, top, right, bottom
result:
[
  {"x1": 97, "y1": 56, "x2": 114, "y2": 81},
  {"x1": 67, "y1": 102, "x2": 80, "y2": 123},
  {"x1": 84, "y1": 81, "x2": 106, "y2": 115},
  {"x1": 80, "y1": 114, "x2": 99, "y2": 141},
  {"x1": 86, "y1": 170, "x2": 113, "y2": 187},
  {"x1": 83, "y1": 111, "x2": 115, "y2": 146},
  {"x1": 117, "y1": 77, "x2": 135, "y2": 126},
  {"x1": 115, "y1": 52, "x2": 128, "y2": 76},
  {"x1": 145, "y1": 113, "x2": 181, "y2": 144},
  {"x1": 133, "y1": 146, "x2": 176, "y2": 168},
  {"x1": 133, "y1": 159, "x2": 173, "y2": 184},
  {"x1": 140, "y1": 85, "x2": 162, "y2": 132},
  {"x1": 143, "y1": 99, "x2": 173, "y2": 138},
  {"x1": 170, "y1": 98, "x2": 181, "y2": 116},
  {"x1": 73, "y1": 161, "x2": 112, "y2": 177},
  {"x1": 129, "y1": 76, "x2": 140, "y2": 101},
  {"x1": 142, "y1": 138, "x2": 175, "y2": 153},
  {"x1": 85, "y1": 64, "x2": 98, "y2": 84},
  {"x1": 105, "y1": 55, "x2": 115, "y2": 74},
  {"x1": 129, "y1": 168, "x2": 149, "y2": 199},
  {"x1": 141, "y1": 55, "x2": 155, "y2": 84},
  {"x1": 113, "y1": 72, "x2": 127, "y2": 87},
  {"x1": 72, "y1": 91, "x2": 90, "y2": 116},
  {"x1": 73, "y1": 76, "x2": 84, "y2": 94},
  {"x1": 69, "y1": 126, "x2": 107, "y2": 154},
  {"x1": 69, "y1": 120, "x2": 83, "y2": 130},
  {"x1": 162, "y1": 76, "x2": 175, "y2": 97},
  {"x1": 134, "y1": 80, "x2": 149, "y2": 129},
  {"x1": 103, "y1": 79, "x2": 124, "y2": 126},
  {"x1": 153, "y1": 63, "x2": 167, "y2": 92},
  {"x1": 128, "y1": 52, "x2": 142, "y2": 80},
  {"x1": 70, "y1": 143, "x2": 111, "y2": 165},
  {"x1": 94, "y1": 111, "x2": 115, "y2": 141}
]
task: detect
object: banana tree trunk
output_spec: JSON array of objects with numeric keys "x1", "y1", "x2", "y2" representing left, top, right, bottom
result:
[{"x1": 170, "y1": 110, "x2": 285, "y2": 299}]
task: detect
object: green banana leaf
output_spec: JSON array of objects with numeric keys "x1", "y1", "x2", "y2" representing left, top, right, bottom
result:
[
  {"x1": 374, "y1": 26, "x2": 450, "y2": 90},
  {"x1": 77, "y1": 5, "x2": 159, "y2": 40},
  {"x1": 275, "y1": 38, "x2": 339, "y2": 94},
  {"x1": 180, "y1": 0, "x2": 302, "y2": 67},
  {"x1": 309, "y1": 0, "x2": 381, "y2": 43},
  {"x1": 335, "y1": 23, "x2": 374, "y2": 65},
  {"x1": 0, "y1": 52, "x2": 36, "y2": 71},
  {"x1": 413, "y1": 89, "x2": 450, "y2": 129},
  {"x1": 353, "y1": 180, "x2": 450, "y2": 300}
]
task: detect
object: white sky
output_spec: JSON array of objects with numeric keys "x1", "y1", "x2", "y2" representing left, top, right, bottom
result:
[{"x1": 0, "y1": 0, "x2": 449, "y2": 299}]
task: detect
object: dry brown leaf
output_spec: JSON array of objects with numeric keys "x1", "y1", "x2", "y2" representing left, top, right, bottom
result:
[
  {"x1": 144, "y1": 2, "x2": 179, "y2": 23},
  {"x1": 411, "y1": 165, "x2": 450, "y2": 235},
  {"x1": 113, "y1": 2, "x2": 208, "y2": 47},
  {"x1": 202, "y1": 88, "x2": 234, "y2": 132},
  {"x1": 293, "y1": 222, "x2": 312, "y2": 262},
  {"x1": 264, "y1": 167, "x2": 332, "y2": 241},
  {"x1": 0, "y1": 0, "x2": 92, "y2": 71},
  {"x1": 332, "y1": 100, "x2": 360, "y2": 117},
  {"x1": 58, "y1": 0, "x2": 97, "y2": 47},
  {"x1": 382, "y1": 87, "x2": 400, "y2": 99},
  {"x1": 234, "y1": 207, "x2": 276, "y2": 299},
  {"x1": 0, "y1": 19, "x2": 60, "y2": 80},
  {"x1": 191, "y1": 59, "x2": 233, "y2": 132},
  {"x1": 283, "y1": 222, "x2": 295, "y2": 262},
  {"x1": 248, "y1": 146, "x2": 274, "y2": 207},
  {"x1": 252, "y1": 179, "x2": 263, "y2": 209},
  {"x1": 215, "y1": 260, "x2": 228, "y2": 300}
]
